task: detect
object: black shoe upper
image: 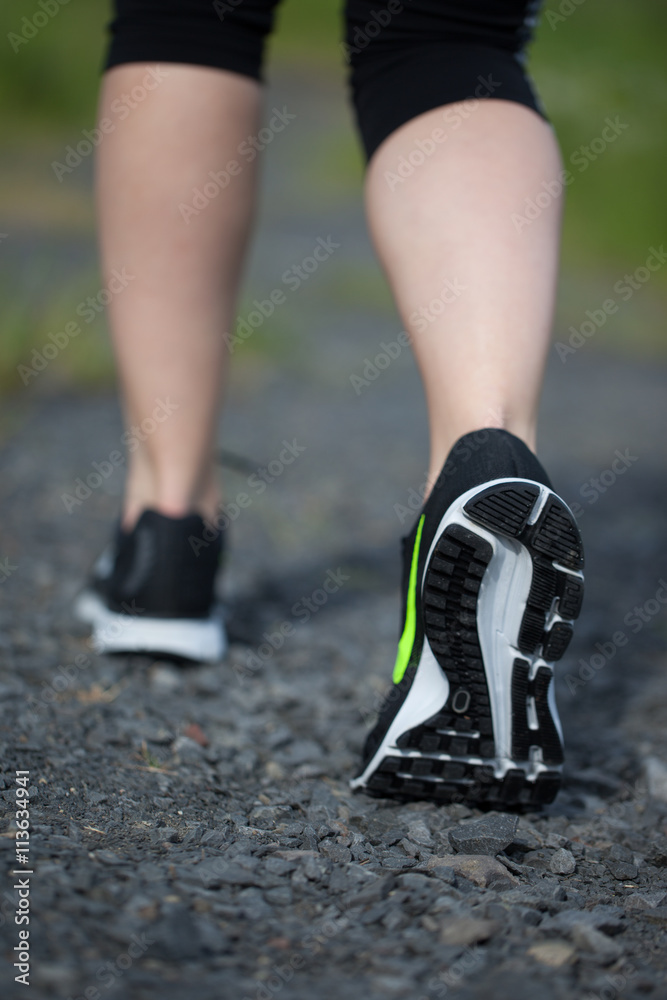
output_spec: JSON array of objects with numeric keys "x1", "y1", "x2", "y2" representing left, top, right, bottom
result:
[{"x1": 92, "y1": 509, "x2": 223, "y2": 619}]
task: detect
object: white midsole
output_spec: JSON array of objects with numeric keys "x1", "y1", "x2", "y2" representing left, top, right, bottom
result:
[
  {"x1": 351, "y1": 478, "x2": 573, "y2": 789},
  {"x1": 74, "y1": 590, "x2": 227, "y2": 664}
]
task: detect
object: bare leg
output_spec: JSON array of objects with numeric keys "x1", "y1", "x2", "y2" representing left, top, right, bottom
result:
[
  {"x1": 95, "y1": 64, "x2": 261, "y2": 528},
  {"x1": 365, "y1": 100, "x2": 563, "y2": 492}
]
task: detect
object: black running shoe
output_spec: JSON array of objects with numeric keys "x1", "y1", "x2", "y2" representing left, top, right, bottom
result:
[
  {"x1": 351, "y1": 429, "x2": 584, "y2": 808},
  {"x1": 75, "y1": 509, "x2": 226, "y2": 663}
]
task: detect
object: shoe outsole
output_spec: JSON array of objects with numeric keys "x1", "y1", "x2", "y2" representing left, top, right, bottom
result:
[
  {"x1": 351, "y1": 478, "x2": 584, "y2": 809},
  {"x1": 74, "y1": 590, "x2": 227, "y2": 664}
]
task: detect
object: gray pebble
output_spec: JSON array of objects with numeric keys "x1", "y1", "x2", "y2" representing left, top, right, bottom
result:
[
  {"x1": 570, "y1": 923, "x2": 624, "y2": 965},
  {"x1": 406, "y1": 819, "x2": 434, "y2": 847},
  {"x1": 448, "y1": 814, "x2": 519, "y2": 856},
  {"x1": 546, "y1": 832, "x2": 570, "y2": 849},
  {"x1": 318, "y1": 840, "x2": 352, "y2": 864},
  {"x1": 623, "y1": 892, "x2": 667, "y2": 910},
  {"x1": 263, "y1": 885, "x2": 293, "y2": 906},
  {"x1": 550, "y1": 849, "x2": 576, "y2": 875},
  {"x1": 606, "y1": 860, "x2": 639, "y2": 880},
  {"x1": 151, "y1": 905, "x2": 207, "y2": 961},
  {"x1": 237, "y1": 887, "x2": 273, "y2": 921},
  {"x1": 428, "y1": 865, "x2": 457, "y2": 885}
]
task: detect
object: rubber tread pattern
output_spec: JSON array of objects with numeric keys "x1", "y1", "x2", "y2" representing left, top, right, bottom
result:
[
  {"x1": 462, "y1": 483, "x2": 540, "y2": 537},
  {"x1": 365, "y1": 754, "x2": 562, "y2": 807},
  {"x1": 532, "y1": 496, "x2": 584, "y2": 570},
  {"x1": 558, "y1": 575, "x2": 584, "y2": 619},
  {"x1": 510, "y1": 657, "x2": 564, "y2": 766},
  {"x1": 511, "y1": 658, "x2": 532, "y2": 760},
  {"x1": 542, "y1": 622, "x2": 574, "y2": 661},
  {"x1": 465, "y1": 485, "x2": 583, "y2": 661},
  {"x1": 396, "y1": 524, "x2": 495, "y2": 758},
  {"x1": 533, "y1": 666, "x2": 564, "y2": 765}
]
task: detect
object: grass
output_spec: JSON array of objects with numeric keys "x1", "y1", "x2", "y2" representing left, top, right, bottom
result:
[
  {"x1": 3, "y1": 268, "x2": 116, "y2": 391},
  {"x1": 1, "y1": 0, "x2": 665, "y2": 390},
  {"x1": 0, "y1": 1, "x2": 108, "y2": 137},
  {"x1": 532, "y1": 0, "x2": 667, "y2": 356},
  {"x1": 532, "y1": 0, "x2": 667, "y2": 273}
]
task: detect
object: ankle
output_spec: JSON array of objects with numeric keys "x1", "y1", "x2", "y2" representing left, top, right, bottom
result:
[{"x1": 122, "y1": 464, "x2": 221, "y2": 531}]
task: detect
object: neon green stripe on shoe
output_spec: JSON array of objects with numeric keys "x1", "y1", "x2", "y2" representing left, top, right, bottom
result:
[{"x1": 392, "y1": 514, "x2": 425, "y2": 684}]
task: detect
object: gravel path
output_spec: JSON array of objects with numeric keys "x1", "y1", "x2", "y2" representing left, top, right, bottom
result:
[{"x1": 1, "y1": 69, "x2": 667, "y2": 1000}]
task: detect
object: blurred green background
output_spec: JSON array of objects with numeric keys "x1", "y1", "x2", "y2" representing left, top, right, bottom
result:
[{"x1": 1, "y1": 0, "x2": 665, "y2": 391}]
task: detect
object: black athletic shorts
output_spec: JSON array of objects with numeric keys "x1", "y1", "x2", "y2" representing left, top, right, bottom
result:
[{"x1": 104, "y1": 0, "x2": 546, "y2": 161}]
